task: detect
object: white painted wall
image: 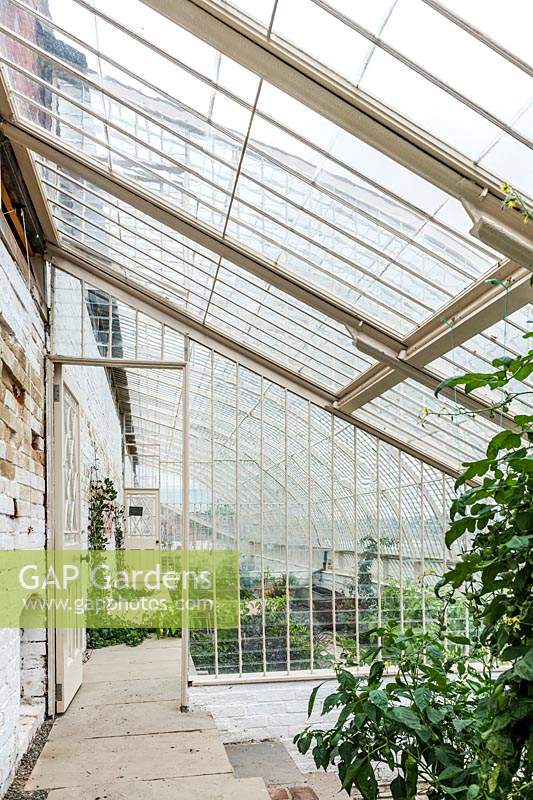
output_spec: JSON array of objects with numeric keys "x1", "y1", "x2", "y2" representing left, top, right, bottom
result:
[{"x1": 0, "y1": 239, "x2": 47, "y2": 796}]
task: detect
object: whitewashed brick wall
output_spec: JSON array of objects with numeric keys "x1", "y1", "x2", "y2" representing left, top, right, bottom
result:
[{"x1": 0, "y1": 239, "x2": 47, "y2": 796}]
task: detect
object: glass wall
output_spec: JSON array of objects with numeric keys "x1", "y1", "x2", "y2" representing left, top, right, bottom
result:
[
  {"x1": 187, "y1": 342, "x2": 464, "y2": 676},
  {"x1": 53, "y1": 267, "x2": 467, "y2": 677}
]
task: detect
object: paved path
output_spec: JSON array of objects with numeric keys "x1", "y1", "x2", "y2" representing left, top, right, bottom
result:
[{"x1": 26, "y1": 637, "x2": 269, "y2": 799}]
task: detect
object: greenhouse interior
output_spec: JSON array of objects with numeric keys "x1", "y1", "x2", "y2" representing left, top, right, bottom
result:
[{"x1": 0, "y1": 1, "x2": 531, "y2": 798}]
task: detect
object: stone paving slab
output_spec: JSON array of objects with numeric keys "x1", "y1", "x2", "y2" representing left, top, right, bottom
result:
[
  {"x1": 85, "y1": 642, "x2": 180, "y2": 662},
  {"x1": 226, "y1": 741, "x2": 303, "y2": 786},
  {"x1": 68, "y1": 677, "x2": 181, "y2": 708},
  {"x1": 49, "y1": 701, "x2": 215, "y2": 740},
  {"x1": 27, "y1": 729, "x2": 233, "y2": 790},
  {"x1": 302, "y1": 772, "x2": 343, "y2": 800},
  {"x1": 83, "y1": 656, "x2": 180, "y2": 683},
  {"x1": 47, "y1": 775, "x2": 271, "y2": 800}
]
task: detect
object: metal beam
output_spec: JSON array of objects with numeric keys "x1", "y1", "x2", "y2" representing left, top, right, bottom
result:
[
  {"x1": 0, "y1": 117, "x2": 401, "y2": 353},
  {"x1": 337, "y1": 258, "x2": 533, "y2": 415},
  {"x1": 49, "y1": 356, "x2": 187, "y2": 368},
  {"x1": 141, "y1": 0, "x2": 533, "y2": 267},
  {"x1": 52, "y1": 245, "x2": 465, "y2": 478}
]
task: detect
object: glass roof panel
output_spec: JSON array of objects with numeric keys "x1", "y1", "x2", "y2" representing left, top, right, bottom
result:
[
  {"x1": 0, "y1": 0, "x2": 504, "y2": 337},
  {"x1": 3, "y1": 0, "x2": 531, "y2": 472},
  {"x1": 433, "y1": 1, "x2": 532, "y2": 69},
  {"x1": 269, "y1": 0, "x2": 533, "y2": 197}
]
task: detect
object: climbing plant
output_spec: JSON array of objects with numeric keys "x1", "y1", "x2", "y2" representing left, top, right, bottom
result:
[
  {"x1": 88, "y1": 472, "x2": 124, "y2": 551},
  {"x1": 86, "y1": 470, "x2": 147, "y2": 648},
  {"x1": 295, "y1": 328, "x2": 533, "y2": 799}
]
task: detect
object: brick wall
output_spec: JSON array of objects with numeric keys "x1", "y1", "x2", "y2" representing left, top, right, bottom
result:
[{"x1": 0, "y1": 237, "x2": 47, "y2": 795}]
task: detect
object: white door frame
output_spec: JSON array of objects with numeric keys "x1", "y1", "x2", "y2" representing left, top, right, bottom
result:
[
  {"x1": 46, "y1": 355, "x2": 190, "y2": 712},
  {"x1": 52, "y1": 364, "x2": 84, "y2": 712}
]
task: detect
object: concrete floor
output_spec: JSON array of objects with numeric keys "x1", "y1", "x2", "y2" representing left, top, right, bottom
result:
[{"x1": 26, "y1": 637, "x2": 270, "y2": 799}]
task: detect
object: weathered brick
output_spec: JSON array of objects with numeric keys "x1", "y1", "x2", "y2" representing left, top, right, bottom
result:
[
  {"x1": 0, "y1": 460, "x2": 15, "y2": 481},
  {"x1": 0, "y1": 494, "x2": 15, "y2": 516}
]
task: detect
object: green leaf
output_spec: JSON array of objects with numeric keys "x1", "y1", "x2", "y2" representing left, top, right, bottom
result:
[
  {"x1": 440, "y1": 766, "x2": 465, "y2": 781},
  {"x1": 413, "y1": 686, "x2": 430, "y2": 710},
  {"x1": 368, "y1": 689, "x2": 388, "y2": 711},
  {"x1": 489, "y1": 712, "x2": 511, "y2": 733},
  {"x1": 322, "y1": 692, "x2": 341, "y2": 714},
  {"x1": 440, "y1": 558, "x2": 477, "y2": 589},
  {"x1": 307, "y1": 683, "x2": 323, "y2": 718},
  {"x1": 427, "y1": 706, "x2": 447, "y2": 724},
  {"x1": 486, "y1": 430, "x2": 522, "y2": 458},
  {"x1": 295, "y1": 732, "x2": 312, "y2": 754},
  {"x1": 486, "y1": 733, "x2": 514, "y2": 759},
  {"x1": 390, "y1": 775, "x2": 407, "y2": 800},
  {"x1": 344, "y1": 757, "x2": 378, "y2": 800},
  {"x1": 368, "y1": 660, "x2": 385, "y2": 686},
  {"x1": 445, "y1": 518, "x2": 475, "y2": 547},
  {"x1": 434, "y1": 375, "x2": 468, "y2": 397},
  {"x1": 487, "y1": 766, "x2": 501, "y2": 794},
  {"x1": 514, "y1": 511, "x2": 533, "y2": 532},
  {"x1": 386, "y1": 707, "x2": 431, "y2": 742},
  {"x1": 492, "y1": 355, "x2": 514, "y2": 368},
  {"x1": 467, "y1": 785, "x2": 480, "y2": 800},
  {"x1": 504, "y1": 534, "x2": 531, "y2": 549},
  {"x1": 514, "y1": 648, "x2": 533, "y2": 681},
  {"x1": 445, "y1": 634, "x2": 470, "y2": 645},
  {"x1": 452, "y1": 719, "x2": 470, "y2": 734},
  {"x1": 511, "y1": 456, "x2": 533, "y2": 473},
  {"x1": 435, "y1": 745, "x2": 463, "y2": 767}
]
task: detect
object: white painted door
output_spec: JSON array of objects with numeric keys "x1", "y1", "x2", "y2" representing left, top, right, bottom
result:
[
  {"x1": 54, "y1": 373, "x2": 83, "y2": 713},
  {"x1": 124, "y1": 489, "x2": 160, "y2": 549}
]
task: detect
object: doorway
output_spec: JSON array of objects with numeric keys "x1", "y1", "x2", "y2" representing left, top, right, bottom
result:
[{"x1": 49, "y1": 358, "x2": 189, "y2": 713}]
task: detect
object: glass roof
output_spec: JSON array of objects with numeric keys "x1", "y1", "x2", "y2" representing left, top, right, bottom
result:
[
  {"x1": 1, "y1": 0, "x2": 531, "y2": 476},
  {"x1": 42, "y1": 160, "x2": 369, "y2": 391},
  {"x1": 0, "y1": 0, "x2": 503, "y2": 339},
  {"x1": 214, "y1": 0, "x2": 533, "y2": 198}
]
